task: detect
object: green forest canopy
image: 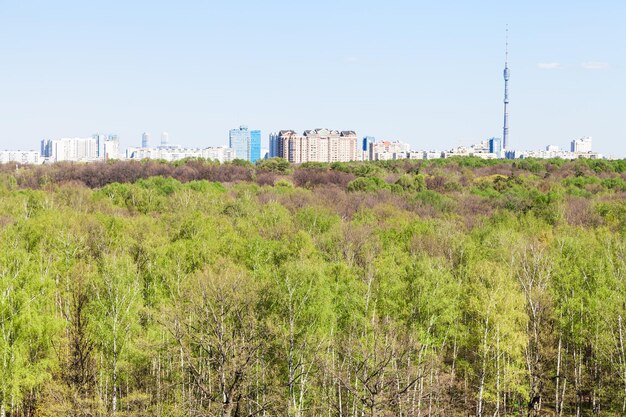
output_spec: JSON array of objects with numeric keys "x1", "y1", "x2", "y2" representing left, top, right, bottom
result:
[{"x1": 1, "y1": 157, "x2": 626, "y2": 416}]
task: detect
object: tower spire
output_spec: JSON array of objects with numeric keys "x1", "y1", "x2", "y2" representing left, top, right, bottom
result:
[
  {"x1": 502, "y1": 25, "x2": 510, "y2": 151},
  {"x1": 505, "y1": 25, "x2": 509, "y2": 67}
]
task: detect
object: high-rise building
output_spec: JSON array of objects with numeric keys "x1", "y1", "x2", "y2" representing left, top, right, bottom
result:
[
  {"x1": 91, "y1": 133, "x2": 119, "y2": 159},
  {"x1": 41, "y1": 137, "x2": 98, "y2": 162},
  {"x1": 161, "y1": 132, "x2": 169, "y2": 146},
  {"x1": 269, "y1": 132, "x2": 281, "y2": 158},
  {"x1": 93, "y1": 134, "x2": 107, "y2": 158},
  {"x1": 229, "y1": 126, "x2": 262, "y2": 162},
  {"x1": 488, "y1": 137, "x2": 502, "y2": 156},
  {"x1": 103, "y1": 139, "x2": 120, "y2": 160},
  {"x1": 250, "y1": 130, "x2": 261, "y2": 163},
  {"x1": 571, "y1": 136, "x2": 592, "y2": 153},
  {"x1": 363, "y1": 136, "x2": 375, "y2": 152},
  {"x1": 142, "y1": 132, "x2": 151, "y2": 148},
  {"x1": 274, "y1": 129, "x2": 359, "y2": 164},
  {"x1": 41, "y1": 139, "x2": 51, "y2": 158}
]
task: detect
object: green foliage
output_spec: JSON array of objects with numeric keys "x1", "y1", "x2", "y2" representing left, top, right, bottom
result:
[
  {"x1": 0, "y1": 157, "x2": 625, "y2": 416},
  {"x1": 230, "y1": 158, "x2": 254, "y2": 167},
  {"x1": 331, "y1": 161, "x2": 383, "y2": 177},
  {"x1": 395, "y1": 173, "x2": 426, "y2": 192},
  {"x1": 185, "y1": 179, "x2": 226, "y2": 193},
  {"x1": 255, "y1": 157, "x2": 291, "y2": 173},
  {"x1": 347, "y1": 176, "x2": 389, "y2": 192},
  {"x1": 136, "y1": 176, "x2": 182, "y2": 195}
]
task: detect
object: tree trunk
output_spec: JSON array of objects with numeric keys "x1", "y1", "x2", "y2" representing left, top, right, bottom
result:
[{"x1": 477, "y1": 317, "x2": 489, "y2": 417}]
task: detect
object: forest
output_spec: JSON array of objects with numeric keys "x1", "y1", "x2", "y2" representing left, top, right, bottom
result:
[{"x1": 1, "y1": 156, "x2": 626, "y2": 417}]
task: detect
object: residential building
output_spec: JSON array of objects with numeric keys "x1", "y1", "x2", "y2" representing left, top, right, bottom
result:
[
  {"x1": 41, "y1": 137, "x2": 99, "y2": 162},
  {"x1": 571, "y1": 136, "x2": 593, "y2": 153},
  {"x1": 520, "y1": 137, "x2": 601, "y2": 159},
  {"x1": 269, "y1": 133, "x2": 280, "y2": 158},
  {"x1": 424, "y1": 151, "x2": 443, "y2": 160},
  {"x1": 367, "y1": 140, "x2": 410, "y2": 161},
  {"x1": 0, "y1": 150, "x2": 42, "y2": 165},
  {"x1": 126, "y1": 146, "x2": 235, "y2": 163},
  {"x1": 519, "y1": 149, "x2": 603, "y2": 160},
  {"x1": 362, "y1": 136, "x2": 375, "y2": 152},
  {"x1": 444, "y1": 139, "x2": 498, "y2": 159},
  {"x1": 93, "y1": 134, "x2": 107, "y2": 158},
  {"x1": 103, "y1": 139, "x2": 120, "y2": 160},
  {"x1": 274, "y1": 129, "x2": 359, "y2": 164},
  {"x1": 408, "y1": 151, "x2": 426, "y2": 160}
]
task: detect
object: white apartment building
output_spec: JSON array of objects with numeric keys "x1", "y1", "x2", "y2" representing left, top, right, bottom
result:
[
  {"x1": 520, "y1": 137, "x2": 601, "y2": 159},
  {"x1": 103, "y1": 140, "x2": 120, "y2": 160},
  {"x1": 368, "y1": 140, "x2": 411, "y2": 161},
  {"x1": 571, "y1": 136, "x2": 593, "y2": 153},
  {"x1": 0, "y1": 150, "x2": 42, "y2": 165},
  {"x1": 442, "y1": 139, "x2": 500, "y2": 159},
  {"x1": 42, "y1": 136, "x2": 121, "y2": 162},
  {"x1": 41, "y1": 137, "x2": 99, "y2": 162},
  {"x1": 126, "y1": 146, "x2": 235, "y2": 163},
  {"x1": 520, "y1": 149, "x2": 603, "y2": 159}
]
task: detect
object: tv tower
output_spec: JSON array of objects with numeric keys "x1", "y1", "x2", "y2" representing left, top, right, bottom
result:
[{"x1": 502, "y1": 26, "x2": 510, "y2": 150}]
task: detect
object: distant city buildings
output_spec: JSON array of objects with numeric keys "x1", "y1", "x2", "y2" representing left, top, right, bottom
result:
[
  {"x1": 126, "y1": 145, "x2": 235, "y2": 163},
  {"x1": 0, "y1": 129, "x2": 609, "y2": 166},
  {"x1": 41, "y1": 137, "x2": 99, "y2": 162},
  {"x1": 39, "y1": 135, "x2": 120, "y2": 163},
  {"x1": 161, "y1": 132, "x2": 170, "y2": 147},
  {"x1": 0, "y1": 150, "x2": 41, "y2": 165},
  {"x1": 489, "y1": 137, "x2": 503, "y2": 157},
  {"x1": 269, "y1": 132, "x2": 281, "y2": 159},
  {"x1": 367, "y1": 139, "x2": 410, "y2": 161},
  {"x1": 571, "y1": 136, "x2": 593, "y2": 153},
  {"x1": 362, "y1": 136, "x2": 375, "y2": 160},
  {"x1": 93, "y1": 134, "x2": 106, "y2": 159},
  {"x1": 362, "y1": 136, "x2": 375, "y2": 152},
  {"x1": 443, "y1": 139, "x2": 499, "y2": 159},
  {"x1": 142, "y1": 132, "x2": 150, "y2": 148},
  {"x1": 229, "y1": 126, "x2": 261, "y2": 163},
  {"x1": 271, "y1": 129, "x2": 359, "y2": 163},
  {"x1": 519, "y1": 137, "x2": 602, "y2": 159}
]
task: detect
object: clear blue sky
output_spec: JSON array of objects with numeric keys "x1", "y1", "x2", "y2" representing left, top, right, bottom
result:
[{"x1": 1, "y1": 0, "x2": 624, "y2": 156}]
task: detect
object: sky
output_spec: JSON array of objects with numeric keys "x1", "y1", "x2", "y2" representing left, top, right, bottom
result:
[{"x1": 1, "y1": 0, "x2": 625, "y2": 156}]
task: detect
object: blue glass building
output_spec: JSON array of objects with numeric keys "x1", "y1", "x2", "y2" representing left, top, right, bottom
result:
[
  {"x1": 363, "y1": 136, "x2": 375, "y2": 152},
  {"x1": 229, "y1": 126, "x2": 251, "y2": 161},
  {"x1": 229, "y1": 126, "x2": 262, "y2": 162},
  {"x1": 250, "y1": 130, "x2": 261, "y2": 163},
  {"x1": 269, "y1": 133, "x2": 280, "y2": 158},
  {"x1": 489, "y1": 137, "x2": 502, "y2": 155}
]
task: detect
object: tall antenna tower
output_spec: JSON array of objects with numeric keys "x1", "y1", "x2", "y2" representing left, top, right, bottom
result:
[{"x1": 502, "y1": 26, "x2": 510, "y2": 150}]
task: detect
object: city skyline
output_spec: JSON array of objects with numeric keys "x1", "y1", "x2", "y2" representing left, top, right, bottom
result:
[{"x1": 0, "y1": 1, "x2": 624, "y2": 156}]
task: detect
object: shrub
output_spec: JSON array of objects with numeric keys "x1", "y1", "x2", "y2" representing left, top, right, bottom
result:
[
  {"x1": 347, "y1": 177, "x2": 389, "y2": 193},
  {"x1": 256, "y1": 157, "x2": 291, "y2": 173},
  {"x1": 395, "y1": 174, "x2": 426, "y2": 192}
]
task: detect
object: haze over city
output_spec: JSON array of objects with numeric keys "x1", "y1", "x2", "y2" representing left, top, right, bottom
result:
[{"x1": 1, "y1": 0, "x2": 624, "y2": 156}]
